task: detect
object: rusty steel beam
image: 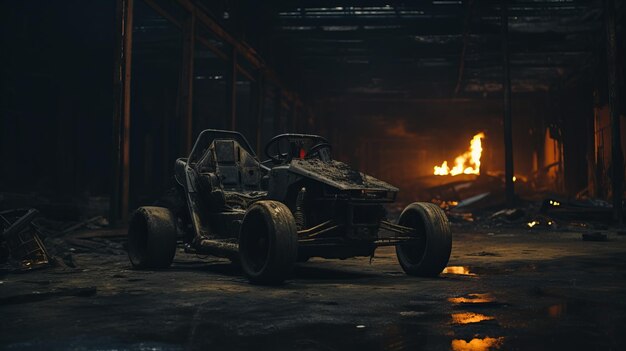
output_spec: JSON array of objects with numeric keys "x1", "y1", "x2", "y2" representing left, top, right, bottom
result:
[
  {"x1": 178, "y1": 0, "x2": 297, "y2": 100},
  {"x1": 146, "y1": 0, "x2": 300, "y2": 106},
  {"x1": 236, "y1": 65, "x2": 255, "y2": 83},
  {"x1": 502, "y1": 0, "x2": 515, "y2": 206},
  {"x1": 143, "y1": 0, "x2": 304, "y2": 136},
  {"x1": 194, "y1": 34, "x2": 253, "y2": 82},
  {"x1": 176, "y1": 0, "x2": 263, "y2": 69},
  {"x1": 605, "y1": 0, "x2": 623, "y2": 223},
  {"x1": 142, "y1": 0, "x2": 222, "y2": 61},
  {"x1": 143, "y1": 0, "x2": 257, "y2": 84},
  {"x1": 196, "y1": 35, "x2": 226, "y2": 59},
  {"x1": 111, "y1": 0, "x2": 134, "y2": 224},
  {"x1": 142, "y1": 0, "x2": 181, "y2": 27},
  {"x1": 180, "y1": 11, "x2": 196, "y2": 154}
]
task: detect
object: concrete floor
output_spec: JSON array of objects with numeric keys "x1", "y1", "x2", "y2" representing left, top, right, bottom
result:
[{"x1": 1, "y1": 227, "x2": 626, "y2": 350}]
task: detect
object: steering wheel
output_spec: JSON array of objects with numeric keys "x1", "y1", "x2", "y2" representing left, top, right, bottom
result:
[
  {"x1": 305, "y1": 142, "x2": 332, "y2": 159},
  {"x1": 264, "y1": 135, "x2": 289, "y2": 163},
  {"x1": 264, "y1": 134, "x2": 329, "y2": 163}
]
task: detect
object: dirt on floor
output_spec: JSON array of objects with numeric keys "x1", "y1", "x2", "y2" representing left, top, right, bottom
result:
[{"x1": 1, "y1": 227, "x2": 626, "y2": 350}]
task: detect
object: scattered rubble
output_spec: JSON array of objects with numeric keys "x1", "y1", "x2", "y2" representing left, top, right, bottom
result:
[
  {"x1": 1, "y1": 197, "x2": 117, "y2": 274},
  {"x1": 417, "y1": 174, "x2": 624, "y2": 237},
  {"x1": 61, "y1": 216, "x2": 109, "y2": 235},
  {"x1": 1, "y1": 209, "x2": 50, "y2": 271},
  {"x1": 490, "y1": 208, "x2": 525, "y2": 221}
]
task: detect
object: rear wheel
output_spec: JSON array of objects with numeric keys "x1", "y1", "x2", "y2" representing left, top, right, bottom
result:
[
  {"x1": 395, "y1": 202, "x2": 452, "y2": 277},
  {"x1": 239, "y1": 201, "x2": 298, "y2": 285},
  {"x1": 128, "y1": 206, "x2": 177, "y2": 269}
]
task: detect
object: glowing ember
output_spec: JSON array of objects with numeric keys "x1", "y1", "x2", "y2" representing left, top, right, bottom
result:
[
  {"x1": 527, "y1": 220, "x2": 540, "y2": 228},
  {"x1": 434, "y1": 132, "x2": 485, "y2": 176}
]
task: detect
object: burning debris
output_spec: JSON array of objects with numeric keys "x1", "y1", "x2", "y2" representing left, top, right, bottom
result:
[
  {"x1": 434, "y1": 132, "x2": 485, "y2": 176},
  {"x1": 418, "y1": 164, "x2": 622, "y2": 238}
]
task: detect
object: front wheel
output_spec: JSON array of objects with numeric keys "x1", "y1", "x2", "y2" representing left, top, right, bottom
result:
[
  {"x1": 239, "y1": 201, "x2": 298, "y2": 285},
  {"x1": 395, "y1": 202, "x2": 452, "y2": 277}
]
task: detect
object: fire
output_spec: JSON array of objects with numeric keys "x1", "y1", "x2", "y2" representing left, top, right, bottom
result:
[{"x1": 433, "y1": 132, "x2": 485, "y2": 176}]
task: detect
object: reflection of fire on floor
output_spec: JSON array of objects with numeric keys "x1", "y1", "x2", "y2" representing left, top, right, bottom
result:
[
  {"x1": 448, "y1": 293, "x2": 496, "y2": 304},
  {"x1": 451, "y1": 337, "x2": 505, "y2": 351},
  {"x1": 451, "y1": 312, "x2": 494, "y2": 324},
  {"x1": 442, "y1": 266, "x2": 476, "y2": 276}
]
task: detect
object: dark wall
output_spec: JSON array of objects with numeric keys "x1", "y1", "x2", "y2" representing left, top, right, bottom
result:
[{"x1": 1, "y1": 1, "x2": 116, "y2": 198}]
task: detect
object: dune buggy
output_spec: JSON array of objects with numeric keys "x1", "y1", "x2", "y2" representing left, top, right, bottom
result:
[{"x1": 127, "y1": 129, "x2": 451, "y2": 284}]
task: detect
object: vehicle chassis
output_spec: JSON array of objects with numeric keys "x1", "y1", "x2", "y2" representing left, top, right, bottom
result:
[{"x1": 128, "y1": 129, "x2": 451, "y2": 284}]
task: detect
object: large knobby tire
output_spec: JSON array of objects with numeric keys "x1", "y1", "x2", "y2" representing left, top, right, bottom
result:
[
  {"x1": 128, "y1": 206, "x2": 177, "y2": 269},
  {"x1": 395, "y1": 202, "x2": 452, "y2": 277},
  {"x1": 239, "y1": 201, "x2": 298, "y2": 285}
]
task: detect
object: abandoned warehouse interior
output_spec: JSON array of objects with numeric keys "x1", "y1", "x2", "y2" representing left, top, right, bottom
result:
[{"x1": 1, "y1": 0, "x2": 626, "y2": 350}]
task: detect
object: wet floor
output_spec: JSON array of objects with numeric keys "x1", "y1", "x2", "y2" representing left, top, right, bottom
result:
[{"x1": 1, "y1": 228, "x2": 626, "y2": 350}]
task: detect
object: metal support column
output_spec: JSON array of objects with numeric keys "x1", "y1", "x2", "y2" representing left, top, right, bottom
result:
[
  {"x1": 111, "y1": 0, "x2": 134, "y2": 224},
  {"x1": 605, "y1": 0, "x2": 623, "y2": 223},
  {"x1": 501, "y1": 0, "x2": 515, "y2": 207},
  {"x1": 180, "y1": 10, "x2": 195, "y2": 154}
]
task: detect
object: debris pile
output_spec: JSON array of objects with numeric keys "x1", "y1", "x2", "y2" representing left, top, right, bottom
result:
[
  {"x1": 414, "y1": 174, "x2": 623, "y2": 237},
  {"x1": 1, "y1": 192, "x2": 117, "y2": 274},
  {"x1": 1, "y1": 209, "x2": 50, "y2": 271}
]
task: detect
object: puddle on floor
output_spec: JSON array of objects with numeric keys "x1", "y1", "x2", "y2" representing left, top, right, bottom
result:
[
  {"x1": 451, "y1": 312, "x2": 494, "y2": 324},
  {"x1": 442, "y1": 266, "x2": 476, "y2": 276},
  {"x1": 544, "y1": 299, "x2": 612, "y2": 319},
  {"x1": 451, "y1": 337, "x2": 505, "y2": 351},
  {"x1": 399, "y1": 311, "x2": 427, "y2": 317},
  {"x1": 448, "y1": 293, "x2": 496, "y2": 305},
  {"x1": 446, "y1": 264, "x2": 540, "y2": 276}
]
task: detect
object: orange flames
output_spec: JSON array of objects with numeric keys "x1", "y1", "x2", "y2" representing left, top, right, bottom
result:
[{"x1": 433, "y1": 132, "x2": 485, "y2": 176}]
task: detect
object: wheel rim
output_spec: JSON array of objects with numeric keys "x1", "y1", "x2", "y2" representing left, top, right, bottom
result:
[{"x1": 397, "y1": 210, "x2": 427, "y2": 265}]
